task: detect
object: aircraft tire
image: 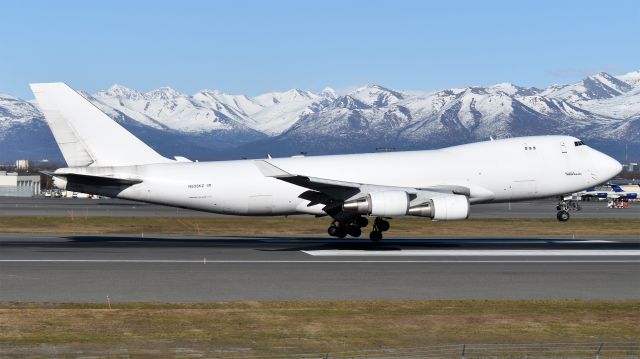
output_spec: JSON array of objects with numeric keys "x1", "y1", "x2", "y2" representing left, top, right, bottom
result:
[
  {"x1": 335, "y1": 226, "x2": 348, "y2": 238},
  {"x1": 328, "y1": 225, "x2": 338, "y2": 237},
  {"x1": 369, "y1": 230, "x2": 382, "y2": 241},
  {"x1": 377, "y1": 220, "x2": 390, "y2": 232},
  {"x1": 556, "y1": 210, "x2": 570, "y2": 222},
  {"x1": 355, "y1": 216, "x2": 369, "y2": 228},
  {"x1": 348, "y1": 225, "x2": 362, "y2": 237}
]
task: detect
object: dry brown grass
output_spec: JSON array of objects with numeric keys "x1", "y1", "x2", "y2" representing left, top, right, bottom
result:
[
  {"x1": 0, "y1": 301, "x2": 638, "y2": 357},
  {"x1": 0, "y1": 216, "x2": 638, "y2": 237}
]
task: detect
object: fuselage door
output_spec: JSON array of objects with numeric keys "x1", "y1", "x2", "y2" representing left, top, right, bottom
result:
[{"x1": 560, "y1": 142, "x2": 567, "y2": 154}]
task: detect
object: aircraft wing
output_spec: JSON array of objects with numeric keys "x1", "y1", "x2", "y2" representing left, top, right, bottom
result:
[
  {"x1": 254, "y1": 160, "x2": 465, "y2": 213},
  {"x1": 254, "y1": 160, "x2": 364, "y2": 207}
]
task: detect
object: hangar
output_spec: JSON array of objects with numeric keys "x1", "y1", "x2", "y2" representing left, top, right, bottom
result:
[{"x1": 0, "y1": 171, "x2": 41, "y2": 197}]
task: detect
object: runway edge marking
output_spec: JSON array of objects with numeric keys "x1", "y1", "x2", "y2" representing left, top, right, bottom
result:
[
  {"x1": 0, "y1": 259, "x2": 639, "y2": 263},
  {"x1": 301, "y1": 249, "x2": 640, "y2": 257}
]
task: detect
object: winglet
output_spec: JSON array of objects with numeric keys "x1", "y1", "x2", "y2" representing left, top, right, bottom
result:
[
  {"x1": 254, "y1": 160, "x2": 292, "y2": 178},
  {"x1": 174, "y1": 156, "x2": 193, "y2": 162}
]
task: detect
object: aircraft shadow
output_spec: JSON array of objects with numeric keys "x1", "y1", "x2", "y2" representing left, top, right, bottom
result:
[
  {"x1": 61, "y1": 236, "x2": 461, "y2": 250},
  {"x1": 0, "y1": 235, "x2": 632, "y2": 251}
]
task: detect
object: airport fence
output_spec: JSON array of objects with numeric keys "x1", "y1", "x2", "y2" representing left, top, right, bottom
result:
[
  {"x1": 237, "y1": 342, "x2": 640, "y2": 359},
  {"x1": 2, "y1": 341, "x2": 638, "y2": 358}
]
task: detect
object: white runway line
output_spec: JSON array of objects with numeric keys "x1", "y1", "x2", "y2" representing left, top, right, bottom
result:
[
  {"x1": 0, "y1": 259, "x2": 638, "y2": 263},
  {"x1": 302, "y1": 249, "x2": 640, "y2": 257},
  {"x1": 260, "y1": 239, "x2": 619, "y2": 244}
]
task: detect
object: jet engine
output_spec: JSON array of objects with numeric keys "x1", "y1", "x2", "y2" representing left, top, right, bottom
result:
[
  {"x1": 52, "y1": 176, "x2": 68, "y2": 190},
  {"x1": 406, "y1": 195, "x2": 469, "y2": 220},
  {"x1": 343, "y1": 191, "x2": 469, "y2": 220},
  {"x1": 342, "y1": 190, "x2": 410, "y2": 216}
]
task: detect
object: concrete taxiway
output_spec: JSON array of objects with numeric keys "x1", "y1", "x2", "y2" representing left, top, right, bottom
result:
[
  {"x1": 0, "y1": 234, "x2": 638, "y2": 302},
  {"x1": 0, "y1": 196, "x2": 639, "y2": 218}
]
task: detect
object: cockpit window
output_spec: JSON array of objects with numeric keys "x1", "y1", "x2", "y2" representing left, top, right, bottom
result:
[{"x1": 574, "y1": 141, "x2": 585, "y2": 147}]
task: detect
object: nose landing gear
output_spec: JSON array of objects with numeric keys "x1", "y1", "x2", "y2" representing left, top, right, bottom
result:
[
  {"x1": 556, "y1": 210, "x2": 570, "y2": 222},
  {"x1": 556, "y1": 197, "x2": 581, "y2": 222}
]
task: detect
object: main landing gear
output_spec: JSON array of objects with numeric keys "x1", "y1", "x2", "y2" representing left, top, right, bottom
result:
[
  {"x1": 556, "y1": 197, "x2": 582, "y2": 222},
  {"x1": 369, "y1": 217, "x2": 390, "y2": 241},
  {"x1": 327, "y1": 216, "x2": 390, "y2": 241}
]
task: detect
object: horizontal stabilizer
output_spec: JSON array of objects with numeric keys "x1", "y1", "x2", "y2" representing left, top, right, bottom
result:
[{"x1": 42, "y1": 171, "x2": 142, "y2": 186}]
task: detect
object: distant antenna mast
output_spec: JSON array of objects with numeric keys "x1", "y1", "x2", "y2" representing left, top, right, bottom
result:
[{"x1": 625, "y1": 143, "x2": 628, "y2": 163}]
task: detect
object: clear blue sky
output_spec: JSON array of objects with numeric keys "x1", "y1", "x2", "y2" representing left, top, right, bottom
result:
[{"x1": 2, "y1": 0, "x2": 638, "y2": 99}]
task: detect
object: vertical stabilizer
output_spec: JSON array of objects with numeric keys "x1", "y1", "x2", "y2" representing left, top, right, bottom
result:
[{"x1": 30, "y1": 83, "x2": 171, "y2": 167}]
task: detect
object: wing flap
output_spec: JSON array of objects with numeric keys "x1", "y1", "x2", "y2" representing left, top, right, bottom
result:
[
  {"x1": 254, "y1": 160, "x2": 361, "y2": 199},
  {"x1": 254, "y1": 160, "x2": 444, "y2": 202}
]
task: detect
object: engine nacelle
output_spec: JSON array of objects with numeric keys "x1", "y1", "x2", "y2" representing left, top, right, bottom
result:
[
  {"x1": 52, "y1": 176, "x2": 68, "y2": 190},
  {"x1": 343, "y1": 191, "x2": 469, "y2": 220},
  {"x1": 369, "y1": 191, "x2": 410, "y2": 216},
  {"x1": 407, "y1": 195, "x2": 469, "y2": 220},
  {"x1": 343, "y1": 190, "x2": 410, "y2": 216}
]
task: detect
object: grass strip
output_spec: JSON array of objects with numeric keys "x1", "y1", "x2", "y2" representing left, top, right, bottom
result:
[
  {"x1": 0, "y1": 301, "x2": 638, "y2": 357},
  {"x1": 0, "y1": 216, "x2": 638, "y2": 236}
]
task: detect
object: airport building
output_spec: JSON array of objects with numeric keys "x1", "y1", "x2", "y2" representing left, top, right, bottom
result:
[
  {"x1": 15, "y1": 159, "x2": 32, "y2": 171},
  {"x1": 0, "y1": 171, "x2": 41, "y2": 197}
]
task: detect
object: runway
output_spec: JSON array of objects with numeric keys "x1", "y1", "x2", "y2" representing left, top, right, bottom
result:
[
  {"x1": 0, "y1": 196, "x2": 639, "y2": 218},
  {"x1": 1, "y1": 234, "x2": 638, "y2": 302}
]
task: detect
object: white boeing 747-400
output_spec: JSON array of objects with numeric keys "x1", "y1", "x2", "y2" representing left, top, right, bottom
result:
[{"x1": 31, "y1": 83, "x2": 622, "y2": 240}]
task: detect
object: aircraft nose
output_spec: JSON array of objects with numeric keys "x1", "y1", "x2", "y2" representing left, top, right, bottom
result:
[{"x1": 593, "y1": 150, "x2": 622, "y2": 180}]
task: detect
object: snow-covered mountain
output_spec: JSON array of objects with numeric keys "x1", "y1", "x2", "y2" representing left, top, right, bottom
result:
[
  {"x1": 0, "y1": 93, "x2": 62, "y2": 161},
  {"x1": 0, "y1": 93, "x2": 41, "y2": 132},
  {"x1": 1, "y1": 70, "x2": 639, "y2": 163},
  {"x1": 541, "y1": 72, "x2": 633, "y2": 102}
]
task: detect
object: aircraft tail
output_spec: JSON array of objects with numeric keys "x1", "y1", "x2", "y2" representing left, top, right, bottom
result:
[
  {"x1": 30, "y1": 83, "x2": 171, "y2": 167},
  {"x1": 611, "y1": 185, "x2": 624, "y2": 192}
]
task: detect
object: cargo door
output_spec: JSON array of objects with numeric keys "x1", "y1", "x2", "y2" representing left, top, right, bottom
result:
[
  {"x1": 509, "y1": 179, "x2": 538, "y2": 200},
  {"x1": 248, "y1": 195, "x2": 273, "y2": 215}
]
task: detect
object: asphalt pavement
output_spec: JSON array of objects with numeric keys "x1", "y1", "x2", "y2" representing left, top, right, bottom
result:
[{"x1": 1, "y1": 234, "x2": 638, "y2": 302}]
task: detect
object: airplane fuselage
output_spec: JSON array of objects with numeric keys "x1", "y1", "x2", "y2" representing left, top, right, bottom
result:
[{"x1": 57, "y1": 135, "x2": 619, "y2": 217}]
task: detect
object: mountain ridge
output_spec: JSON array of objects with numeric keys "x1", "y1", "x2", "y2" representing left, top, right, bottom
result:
[{"x1": 1, "y1": 71, "x2": 639, "y2": 164}]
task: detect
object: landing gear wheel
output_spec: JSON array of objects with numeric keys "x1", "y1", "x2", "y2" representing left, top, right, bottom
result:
[
  {"x1": 376, "y1": 219, "x2": 390, "y2": 232},
  {"x1": 347, "y1": 225, "x2": 362, "y2": 237},
  {"x1": 355, "y1": 216, "x2": 369, "y2": 228},
  {"x1": 328, "y1": 222, "x2": 348, "y2": 238},
  {"x1": 369, "y1": 230, "x2": 382, "y2": 241},
  {"x1": 328, "y1": 225, "x2": 338, "y2": 237},
  {"x1": 556, "y1": 210, "x2": 570, "y2": 222}
]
